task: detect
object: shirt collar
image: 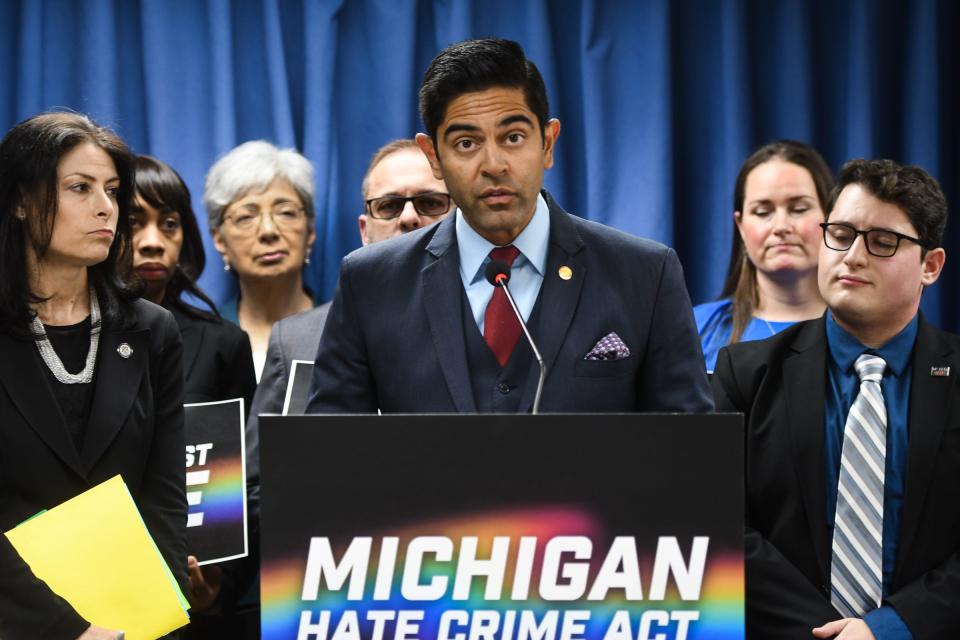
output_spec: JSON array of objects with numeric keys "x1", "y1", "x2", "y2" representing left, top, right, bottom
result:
[
  {"x1": 456, "y1": 192, "x2": 551, "y2": 284},
  {"x1": 825, "y1": 310, "x2": 919, "y2": 378}
]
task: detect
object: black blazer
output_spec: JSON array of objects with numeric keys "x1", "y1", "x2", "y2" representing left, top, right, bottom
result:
[
  {"x1": 0, "y1": 299, "x2": 187, "y2": 639},
  {"x1": 171, "y1": 307, "x2": 257, "y2": 614},
  {"x1": 712, "y1": 316, "x2": 960, "y2": 639},
  {"x1": 172, "y1": 307, "x2": 256, "y2": 409},
  {"x1": 307, "y1": 191, "x2": 713, "y2": 414}
]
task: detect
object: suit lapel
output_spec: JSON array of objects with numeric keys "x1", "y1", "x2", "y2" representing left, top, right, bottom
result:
[
  {"x1": 423, "y1": 217, "x2": 477, "y2": 412},
  {"x1": 518, "y1": 197, "x2": 585, "y2": 412},
  {"x1": 0, "y1": 333, "x2": 85, "y2": 478},
  {"x1": 81, "y1": 325, "x2": 149, "y2": 471},
  {"x1": 782, "y1": 318, "x2": 831, "y2": 584},
  {"x1": 895, "y1": 319, "x2": 955, "y2": 580}
]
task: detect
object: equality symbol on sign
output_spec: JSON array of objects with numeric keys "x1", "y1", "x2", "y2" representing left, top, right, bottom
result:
[{"x1": 185, "y1": 443, "x2": 214, "y2": 528}]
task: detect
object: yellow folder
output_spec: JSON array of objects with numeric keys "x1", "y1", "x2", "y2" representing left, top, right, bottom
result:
[{"x1": 4, "y1": 475, "x2": 190, "y2": 640}]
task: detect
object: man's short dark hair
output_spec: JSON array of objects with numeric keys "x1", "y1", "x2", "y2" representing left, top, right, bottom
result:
[
  {"x1": 828, "y1": 159, "x2": 948, "y2": 251},
  {"x1": 419, "y1": 38, "x2": 549, "y2": 143}
]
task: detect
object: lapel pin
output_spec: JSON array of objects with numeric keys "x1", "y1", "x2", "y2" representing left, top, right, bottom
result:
[
  {"x1": 930, "y1": 366, "x2": 950, "y2": 377},
  {"x1": 117, "y1": 343, "x2": 133, "y2": 359},
  {"x1": 558, "y1": 265, "x2": 573, "y2": 280}
]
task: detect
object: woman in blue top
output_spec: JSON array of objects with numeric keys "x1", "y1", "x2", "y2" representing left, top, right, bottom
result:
[{"x1": 696, "y1": 141, "x2": 834, "y2": 372}]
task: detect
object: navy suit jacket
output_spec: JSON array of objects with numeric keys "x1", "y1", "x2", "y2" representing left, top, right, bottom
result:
[
  {"x1": 712, "y1": 316, "x2": 960, "y2": 638},
  {"x1": 307, "y1": 192, "x2": 712, "y2": 414}
]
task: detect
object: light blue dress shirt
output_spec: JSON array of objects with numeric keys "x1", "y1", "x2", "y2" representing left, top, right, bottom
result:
[{"x1": 456, "y1": 193, "x2": 550, "y2": 333}]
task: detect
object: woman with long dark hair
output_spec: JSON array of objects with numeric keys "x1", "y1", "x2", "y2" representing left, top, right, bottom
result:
[
  {"x1": 130, "y1": 155, "x2": 256, "y2": 405},
  {"x1": 130, "y1": 155, "x2": 257, "y2": 636},
  {"x1": 0, "y1": 113, "x2": 186, "y2": 639},
  {"x1": 695, "y1": 140, "x2": 834, "y2": 372}
]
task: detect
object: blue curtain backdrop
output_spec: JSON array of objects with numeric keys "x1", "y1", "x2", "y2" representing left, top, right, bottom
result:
[{"x1": 2, "y1": 0, "x2": 957, "y2": 330}]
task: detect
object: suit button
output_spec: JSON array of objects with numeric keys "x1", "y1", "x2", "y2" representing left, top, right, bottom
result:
[{"x1": 497, "y1": 383, "x2": 510, "y2": 394}]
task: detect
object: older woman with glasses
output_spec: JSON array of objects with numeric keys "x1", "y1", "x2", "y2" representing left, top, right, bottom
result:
[{"x1": 204, "y1": 141, "x2": 317, "y2": 380}]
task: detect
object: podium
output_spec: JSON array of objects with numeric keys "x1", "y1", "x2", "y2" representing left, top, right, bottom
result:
[{"x1": 258, "y1": 413, "x2": 744, "y2": 640}]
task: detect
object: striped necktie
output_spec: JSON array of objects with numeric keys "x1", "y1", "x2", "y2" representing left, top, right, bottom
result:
[{"x1": 830, "y1": 353, "x2": 888, "y2": 618}]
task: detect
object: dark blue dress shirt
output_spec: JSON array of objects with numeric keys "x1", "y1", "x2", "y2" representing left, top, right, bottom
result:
[{"x1": 825, "y1": 311, "x2": 918, "y2": 639}]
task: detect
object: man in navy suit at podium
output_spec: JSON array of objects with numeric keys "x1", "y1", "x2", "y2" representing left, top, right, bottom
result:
[{"x1": 306, "y1": 38, "x2": 712, "y2": 414}]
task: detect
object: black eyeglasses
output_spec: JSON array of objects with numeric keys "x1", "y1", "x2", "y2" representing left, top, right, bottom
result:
[
  {"x1": 364, "y1": 193, "x2": 453, "y2": 220},
  {"x1": 820, "y1": 222, "x2": 929, "y2": 258}
]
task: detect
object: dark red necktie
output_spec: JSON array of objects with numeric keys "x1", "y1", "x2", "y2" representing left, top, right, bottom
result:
[{"x1": 483, "y1": 245, "x2": 522, "y2": 367}]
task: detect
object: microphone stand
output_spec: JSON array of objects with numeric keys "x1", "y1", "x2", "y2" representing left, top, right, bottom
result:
[{"x1": 495, "y1": 276, "x2": 546, "y2": 414}]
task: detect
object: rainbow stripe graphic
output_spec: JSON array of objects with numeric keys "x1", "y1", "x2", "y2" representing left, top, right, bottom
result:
[
  {"x1": 187, "y1": 457, "x2": 245, "y2": 525},
  {"x1": 262, "y1": 506, "x2": 743, "y2": 639}
]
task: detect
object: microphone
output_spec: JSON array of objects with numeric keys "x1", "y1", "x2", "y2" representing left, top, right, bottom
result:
[{"x1": 484, "y1": 260, "x2": 546, "y2": 414}]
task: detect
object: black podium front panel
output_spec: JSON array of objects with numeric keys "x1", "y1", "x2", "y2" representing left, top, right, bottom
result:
[{"x1": 259, "y1": 413, "x2": 743, "y2": 640}]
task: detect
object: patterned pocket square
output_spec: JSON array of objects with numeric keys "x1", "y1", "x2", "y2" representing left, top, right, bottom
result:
[{"x1": 584, "y1": 332, "x2": 631, "y2": 361}]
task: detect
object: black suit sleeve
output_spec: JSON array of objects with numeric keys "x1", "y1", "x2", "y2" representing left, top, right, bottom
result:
[
  {"x1": 142, "y1": 310, "x2": 189, "y2": 594},
  {"x1": 202, "y1": 324, "x2": 259, "y2": 613},
  {"x1": 306, "y1": 258, "x2": 377, "y2": 413},
  {"x1": 886, "y1": 553, "x2": 960, "y2": 635},
  {"x1": 0, "y1": 536, "x2": 90, "y2": 638},
  {"x1": 712, "y1": 347, "x2": 841, "y2": 637},
  {"x1": 210, "y1": 321, "x2": 271, "y2": 614},
  {"x1": 223, "y1": 326, "x2": 257, "y2": 415},
  {"x1": 636, "y1": 248, "x2": 713, "y2": 412},
  {"x1": 740, "y1": 527, "x2": 845, "y2": 637}
]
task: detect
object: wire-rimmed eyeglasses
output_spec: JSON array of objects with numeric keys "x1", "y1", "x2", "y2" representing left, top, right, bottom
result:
[{"x1": 222, "y1": 205, "x2": 307, "y2": 234}]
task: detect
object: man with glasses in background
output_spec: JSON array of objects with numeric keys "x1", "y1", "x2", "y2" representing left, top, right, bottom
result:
[
  {"x1": 248, "y1": 137, "x2": 453, "y2": 436},
  {"x1": 712, "y1": 159, "x2": 960, "y2": 639},
  {"x1": 358, "y1": 139, "x2": 454, "y2": 245}
]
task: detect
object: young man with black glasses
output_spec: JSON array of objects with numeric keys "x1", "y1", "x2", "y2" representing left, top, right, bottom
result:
[{"x1": 713, "y1": 159, "x2": 959, "y2": 639}]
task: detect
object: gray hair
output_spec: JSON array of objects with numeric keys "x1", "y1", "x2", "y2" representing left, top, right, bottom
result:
[{"x1": 203, "y1": 140, "x2": 316, "y2": 232}]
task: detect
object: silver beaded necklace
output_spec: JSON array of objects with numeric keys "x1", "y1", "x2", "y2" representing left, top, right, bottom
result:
[{"x1": 30, "y1": 288, "x2": 101, "y2": 384}]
